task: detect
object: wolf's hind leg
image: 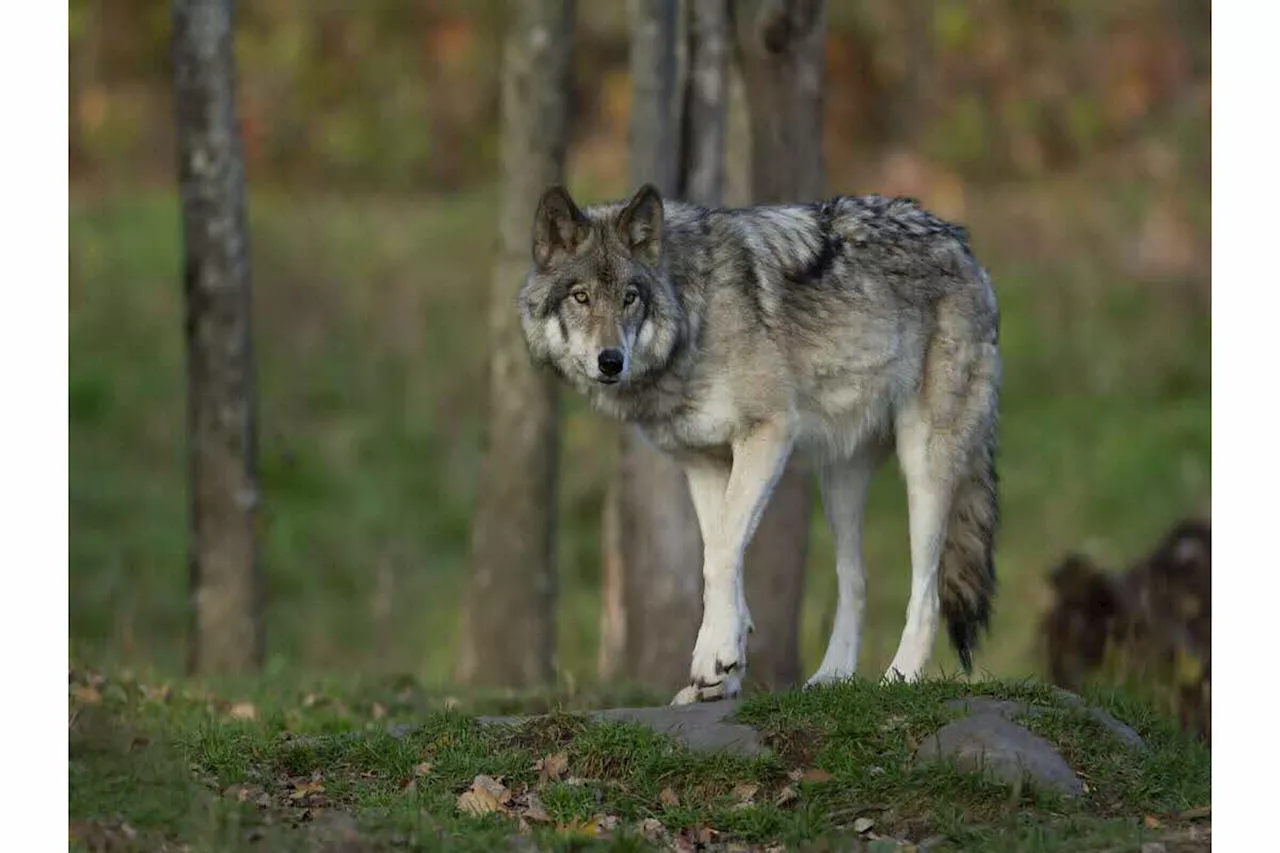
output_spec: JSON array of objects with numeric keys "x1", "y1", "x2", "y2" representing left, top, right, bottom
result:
[
  {"x1": 672, "y1": 424, "x2": 792, "y2": 705},
  {"x1": 887, "y1": 332, "x2": 1000, "y2": 682},
  {"x1": 885, "y1": 400, "x2": 959, "y2": 683},
  {"x1": 805, "y1": 444, "x2": 886, "y2": 688}
]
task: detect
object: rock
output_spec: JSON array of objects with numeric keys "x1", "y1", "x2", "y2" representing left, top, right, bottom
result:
[
  {"x1": 476, "y1": 699, "x2": 767, "y2": 757},
  {"x1": 944, "y1": 694, "x2": 1146, "y2": 752},
  {"x1": 915, "y1": 712, "x2": 1085, "y2": 796}
]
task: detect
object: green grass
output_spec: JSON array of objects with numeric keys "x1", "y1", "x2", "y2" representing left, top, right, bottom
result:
[
  {"x1": 69, "y1": 668, "x2": 1211, "y2": 852},
  {"x1": 68, "y1": 182, "x2": 1210, "y2": 684}
]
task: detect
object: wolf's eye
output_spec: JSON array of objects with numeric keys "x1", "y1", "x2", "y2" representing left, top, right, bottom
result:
[
  {"x1": 572, "y1": 291, "x2": 589, "y2": 305},
  {"x1": 623, "y1": 290, "x2": 638, "y2": 306}
]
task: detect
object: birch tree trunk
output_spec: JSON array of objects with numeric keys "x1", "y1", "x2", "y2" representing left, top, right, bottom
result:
[
  {"x1": 172, "y1": 0, "x2": 263, "y2": 675},
  {"x1": 455, "y1": 0, "x2": 575, "y2": 688}
]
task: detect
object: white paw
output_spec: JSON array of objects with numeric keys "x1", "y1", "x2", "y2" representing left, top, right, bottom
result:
[
  {"x1": 669, "y1": 673, "x2": 741, "y2": 705},
  {"x1": 883, "y1": 662, "x2": 923, "y2": 684},
  {"x1": 803, "y1": 668, "x2": 855, "y2": 690},
  {"x1": 675, "y1": 607, "x2": 747, "y2": 704}
]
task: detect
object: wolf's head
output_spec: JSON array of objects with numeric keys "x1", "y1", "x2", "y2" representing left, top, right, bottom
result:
[{"x1": 517, "y1": 184, "x2": 684, "y2": 397}]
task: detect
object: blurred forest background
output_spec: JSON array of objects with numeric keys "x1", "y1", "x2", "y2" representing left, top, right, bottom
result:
[{"x1": 69, "y1": 0, "x2": 1210, "y2": 689}]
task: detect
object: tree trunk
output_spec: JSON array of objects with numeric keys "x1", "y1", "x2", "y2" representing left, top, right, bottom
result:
[
  {"x1": 171, "y1": 0, "x2": 263, "y2": 675},
  {"x1": 679, "y1": 0, "x2": 730, "y2": 204},
  {"x1": 604, "y1": 0, "x2": 706, "y2": 693},
  {"x1": 455, "y1": 0, "x2": 575, "y2": 688},
  {"x1": 733, "y1": 0, "x2": 828, "y2": 691}
]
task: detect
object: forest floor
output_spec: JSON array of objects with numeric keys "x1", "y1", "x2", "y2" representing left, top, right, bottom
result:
[{"x1": 69, "y1": 665, "x2": 1210, "y2": 852}]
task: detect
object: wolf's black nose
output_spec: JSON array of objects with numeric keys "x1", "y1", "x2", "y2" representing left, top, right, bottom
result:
[{"x1": 598, "y1": 349, "x2": 625, "y2": 377}]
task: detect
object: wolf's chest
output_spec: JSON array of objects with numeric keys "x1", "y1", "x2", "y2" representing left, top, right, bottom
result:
[{"x1": 637, "y1": 383, "x2": 741, "y2": 454}]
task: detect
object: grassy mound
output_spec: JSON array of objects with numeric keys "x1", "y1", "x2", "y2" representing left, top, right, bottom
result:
[{"x1": 69, "y1": 668, "x2": 1209, "y2": 852}]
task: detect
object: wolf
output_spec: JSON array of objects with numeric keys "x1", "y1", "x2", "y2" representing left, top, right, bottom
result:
[{"x1": 517, "y1": 183, "x2": 1001, "y2": 705}]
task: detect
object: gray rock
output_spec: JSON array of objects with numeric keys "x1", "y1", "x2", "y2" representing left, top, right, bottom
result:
[
  {"x1": 476, "y1": 699, "x2": 767, "y2": 757},
  {"x1": 915, "y1": 712, "x2": 1085, "y2": 796},
  {"x1": 943, "y1": 695, "x2": 1146, "y2": 752}
]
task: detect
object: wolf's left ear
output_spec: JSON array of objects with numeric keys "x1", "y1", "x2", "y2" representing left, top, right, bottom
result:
[{"x1": 617, "y1": 183, "x2": 664, "y2": 266}]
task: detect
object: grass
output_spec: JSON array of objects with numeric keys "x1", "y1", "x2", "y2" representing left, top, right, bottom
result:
[
  {"x1": 68, "y1": 178, "x2": 1210, "y2": 685},
  {"x1": 68, "y1": 667, "x2": 1211, "y2": 852}
]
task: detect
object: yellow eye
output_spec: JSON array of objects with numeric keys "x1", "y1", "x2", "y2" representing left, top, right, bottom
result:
[
  {"x1": 572, "y1": 291, "x2": 589, "y2": 305},
  {"x1": 624, "y1": 291, "x2": 638, "y2": 306}
]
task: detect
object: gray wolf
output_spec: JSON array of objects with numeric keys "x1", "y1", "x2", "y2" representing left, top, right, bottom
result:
[
  {"x1": 1042, "y1": 518, "x2": 1210, "y2": 740},
  {"x1": 518, "y1": 183, "x2": 1002, "y2": 704}
]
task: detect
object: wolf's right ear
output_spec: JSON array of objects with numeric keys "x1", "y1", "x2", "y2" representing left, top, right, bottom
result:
[
  {"x1": 532, "y1": 185, "x2": 590, "y2": 270},
  {"x1": 617, "y1": 183, "x2": 664, "y2": 266}
]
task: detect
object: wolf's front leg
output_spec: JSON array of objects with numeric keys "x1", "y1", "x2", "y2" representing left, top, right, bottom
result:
[{"x1": 671, "y1": 425, "x2": 794, "y2": 705}]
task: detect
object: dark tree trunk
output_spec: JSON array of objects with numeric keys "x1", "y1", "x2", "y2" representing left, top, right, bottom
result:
[
  {"x1": 171, "y1": 0, "x2": 263, "y2": 675},
  {"x1": 604, "y1": 0, "x2": 706, "y2": 693},
  {"x1": 733, "y1": 0, "x2": 827, "y2": 691},
  {"x1": 455, "y1": 0, "x2": 575, "y2": 688}
]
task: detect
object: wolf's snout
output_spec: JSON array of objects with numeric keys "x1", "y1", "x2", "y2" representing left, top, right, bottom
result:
[{"x1": 597, "y1": 349, "x2": 625, "y2": 377}]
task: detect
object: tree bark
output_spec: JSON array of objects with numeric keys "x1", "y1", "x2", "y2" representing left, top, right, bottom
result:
[
  {"x1": 455, "y1": 0, "x2": 575, "y2": 688},
  {"x1": 733, "y1": 0, "x2": 828, "y2": 691},
  {"x1": 679, "y1": 0, "x2": 730, "y2": 205},
  {"x1": 172, "y1": 0, "x2": 263, "y2": 675},
  {"x1": 603, "y1": 0, "x2": 707, "y2": 693}
]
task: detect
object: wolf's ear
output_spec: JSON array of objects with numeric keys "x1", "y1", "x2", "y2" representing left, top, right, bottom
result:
[
  {"x1": 617, "y1": 183, "x2": 664, "y2": 266},
  {"x1": 533, "y1": 185, "x2": 590, "y2": 270}
]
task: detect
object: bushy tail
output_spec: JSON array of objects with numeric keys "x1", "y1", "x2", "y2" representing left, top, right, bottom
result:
[{"x1": 939, "y1": 427, "x2": 999, "y2": 673}]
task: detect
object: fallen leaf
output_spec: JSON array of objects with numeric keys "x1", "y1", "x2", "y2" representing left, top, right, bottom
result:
[
  {"x1": 457, "y1": 788, "x2": 502, "y2": 816},
  {"x1": 1144, "y1": 815, "x2": 1163, "y2": 830},
  {"x1": 638, "y1": 817, "x2": 667, "y2": 842},
  {"x1": 71, "y1": 684, "x2": 102, "y2": 705},
  {"x1": 799, "y1": 768, "x2": 834, "y2": 783},
  {"x1": 229, "y1": 701, "x2": 258, "y2": 721},
  {"x1": 556, "y1": 818, "x2": 599, "y2": 837},
  {"x1": 472, "y1": 774, "x2": 512, "y2": 804},
  {"x1": 731, "y1": 782, "x2": 759, "y2": 802},
  {"x1": 853, "y1": 816, "x2": 876, "y2": 833},
  {"x1": 659, "y1": 787, "x2": 680, "y2": 808},
  {"x1": 522, "y1": 792, "x2": 551, "y2": 823},
  {"x1": 457, "y1": 774, "x2": 512, "y2": 815},
  {"x1": 140, "y1": 683, "x2": 172, "y2": 703},
  {"x1": 413, "y1": 761, "x2": 432, "y2": 777},
  {"x1": 537, "y1": 751, "x2": 569, "y2": 786},
  {"x1": 290, "y1": 780, "x2": 325, "y2": 800},
  {"x1": 775, "y1": 784, "x2": 798, "y2": 807}
]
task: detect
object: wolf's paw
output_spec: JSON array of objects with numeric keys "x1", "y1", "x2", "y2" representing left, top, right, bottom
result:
[
  {"x1": 681, "y1": 609, "x2": 748, "y2": 704},
  {"x1": 881, "y1": 663, "x2": 922, "y2": 684},
  {"x1": 803, "y1": 669, "x2": 854, "y2": 690},
  {"x1": 670, "y1": 672, "x2": 742, "y2": 705}
]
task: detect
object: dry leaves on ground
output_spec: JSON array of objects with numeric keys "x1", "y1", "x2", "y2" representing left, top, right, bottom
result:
[
  {"x1": 457, "y1": 774, "x2": 513, "y2": 816},
  {"x1": 535, "y1": 751, "x2": 569, "y2": 787}
]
